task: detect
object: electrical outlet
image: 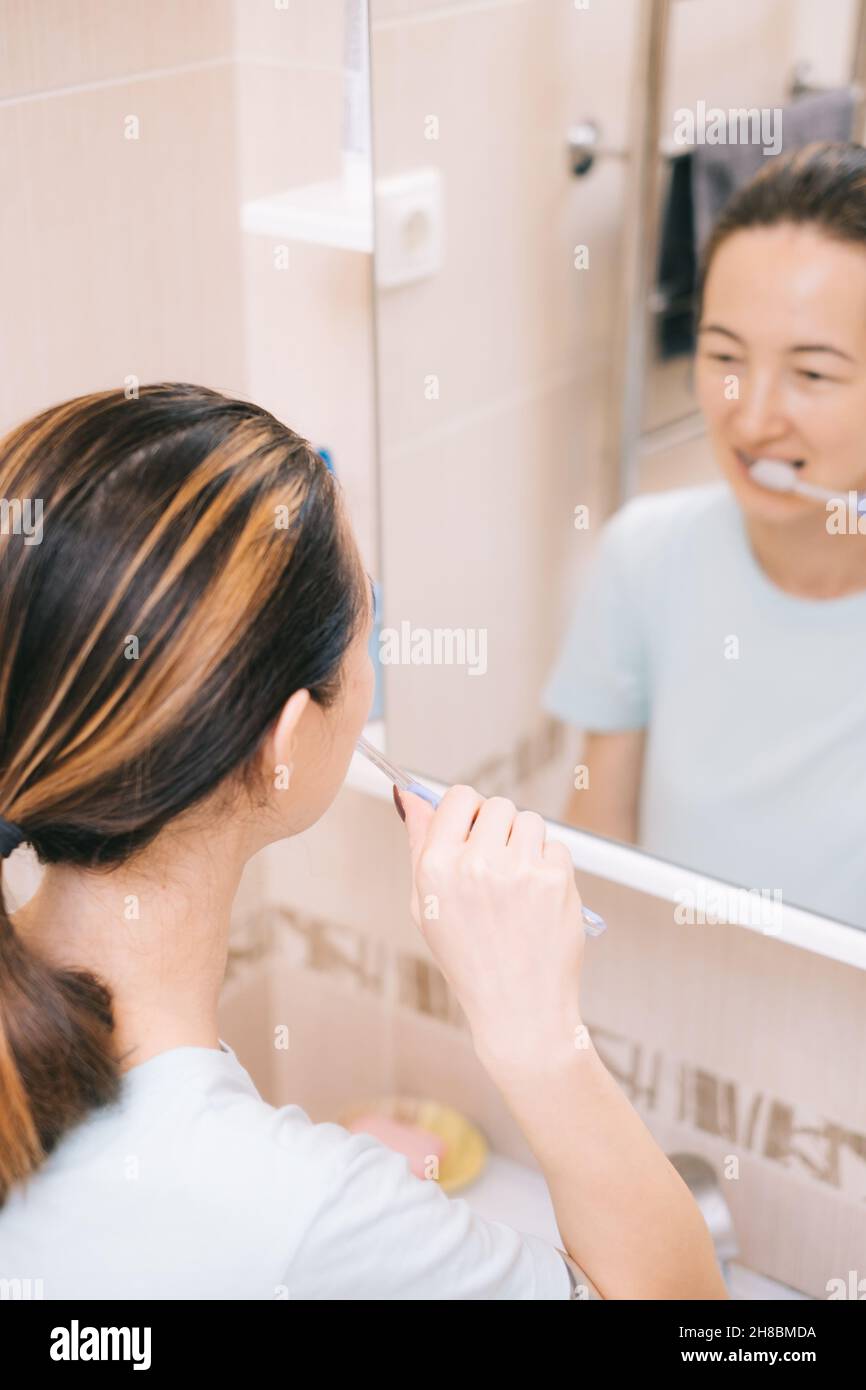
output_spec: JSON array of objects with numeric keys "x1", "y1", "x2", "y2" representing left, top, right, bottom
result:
[{"x1": 374, "y1": 168, "x2": 443, "y2": 289}]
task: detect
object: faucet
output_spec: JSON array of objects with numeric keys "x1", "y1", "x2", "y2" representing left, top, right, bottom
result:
[{"x1": 669, "y1": 1153, "x2": 739, "y2": 1284}]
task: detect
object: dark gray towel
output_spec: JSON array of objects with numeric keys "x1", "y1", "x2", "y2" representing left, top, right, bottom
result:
[
  {"x1": 656, "y1": 150, "x2": 697, "y2": 359},
  {"x1": 691, "y1": 87, "x2": 856, "y2": 253}
]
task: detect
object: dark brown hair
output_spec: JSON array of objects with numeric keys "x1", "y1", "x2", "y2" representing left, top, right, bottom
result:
[
  {"x1": 0, "y1": 383, "x2": 366, "y2": 1203},
  {"x1": 697, "y1": 140, "x2": 866, "y2": 315}
]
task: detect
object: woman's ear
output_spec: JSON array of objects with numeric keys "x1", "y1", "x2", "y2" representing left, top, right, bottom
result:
[{"x1": 265, "y1": 688, "x2": 311, "y2": 790}]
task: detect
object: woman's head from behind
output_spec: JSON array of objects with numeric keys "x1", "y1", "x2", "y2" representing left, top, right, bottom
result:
[
  {"x1": 0, "y1": 383, "x2": 374, "y2": 1198},
  {"x1": 695, "y1": 141, "x2": 866, "y2": 523}
]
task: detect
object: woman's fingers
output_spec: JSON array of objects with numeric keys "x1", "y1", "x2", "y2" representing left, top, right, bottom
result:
[
  {"x1": 467, "y1": 795, "x2": 516, "y2": 849},
  {"x1": 507, "y1": 809, "x2": 547, "y2": 859},
  {"x1": 401, "y1": 784, "x2": 485, "y2": 926},
  {"x1": 424, "y1": 784, "x2": 485, "y2": 846},
  {"x1": 399, "y1": 789, "x2": 437, "y2": 923},
  {"x1": 542, "y1": 837, "x2": 575, "y2": 869}
]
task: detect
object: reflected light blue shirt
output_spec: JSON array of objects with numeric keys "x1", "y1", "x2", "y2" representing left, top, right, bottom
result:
[{"x1": 542, "y1": 483, "x2": 866, "y2": 930}]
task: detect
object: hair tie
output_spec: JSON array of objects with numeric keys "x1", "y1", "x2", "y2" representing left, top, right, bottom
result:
[{"x1": 0, "y1": 816, "x2": 25, "y2": 859}]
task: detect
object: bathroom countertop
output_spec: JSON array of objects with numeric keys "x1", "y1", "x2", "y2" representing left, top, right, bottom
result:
[{"x1": 460, "y1": 1153, "x2": 561, "y2": 1244}]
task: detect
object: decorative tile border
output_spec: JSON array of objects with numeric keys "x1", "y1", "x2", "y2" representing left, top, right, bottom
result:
[
  {"x1": 227, "y1": 902, "x2": 866, "y2": 1202},
  {"x1": 459, "y1": 713, "x2": 566, "y2": 798}
]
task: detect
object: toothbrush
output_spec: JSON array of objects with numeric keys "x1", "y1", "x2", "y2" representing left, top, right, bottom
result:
[
  {"x1": 355, "y1": 734, "x2": 607, "y2": 937},
  {"x1": 356, "y1": 734, "x2": 444, "y2": 810},
  {"x1": 749, "y1": 458, "x2": 866, "y2": 510}
]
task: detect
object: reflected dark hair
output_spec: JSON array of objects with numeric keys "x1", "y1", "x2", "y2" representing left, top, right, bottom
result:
[
  {"x1": 697, "y1": 140, "x2": 866, "y2": 316},
  {"x1": 0, "y1": 383, "x2": 366, "y2": 1203}
]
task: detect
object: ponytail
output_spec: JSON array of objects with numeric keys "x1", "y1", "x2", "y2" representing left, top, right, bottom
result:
[{"x1": 0, "y1": 841, "x2": 119, "y2": 1205}]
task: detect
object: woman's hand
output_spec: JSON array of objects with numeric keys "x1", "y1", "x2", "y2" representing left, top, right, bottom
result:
[{"x1": 398, "y1": 784, "x2": 586, "y2": 1070}]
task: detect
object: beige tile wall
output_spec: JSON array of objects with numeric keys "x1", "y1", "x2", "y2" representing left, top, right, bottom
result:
[
  {"x1": 0, "y1": 0, "x2": 233, "y2": 99},
  {"x1": 378, "y1": 378, "x2": 604, "y2": 781},
  {"x1": 0, "y1": 4, "x2": 244, "y2": 431},
  {"x1": 234, "y1": 0, "x2": 345, "y2": 71},
  {"x1": 239, "y1": 234, "x2": 378, "y2": 567}
]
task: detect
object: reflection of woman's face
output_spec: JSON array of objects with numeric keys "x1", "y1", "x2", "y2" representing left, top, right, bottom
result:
[{"x1": 695, "y1": 223, "x2": 866, "y2": 524}]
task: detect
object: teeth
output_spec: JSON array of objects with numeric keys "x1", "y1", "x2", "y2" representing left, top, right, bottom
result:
[{"x1": 739, "y1": 452, "x2": 806, "y2": 468}]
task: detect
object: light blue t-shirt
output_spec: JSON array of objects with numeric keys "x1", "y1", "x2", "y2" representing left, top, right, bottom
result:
[
  {"x1": 0, "y1": 1038, "x2": 573, "y2": 1300},
  {"x1": 542, "y1": 483, "x2": 866, "y2": 930}
]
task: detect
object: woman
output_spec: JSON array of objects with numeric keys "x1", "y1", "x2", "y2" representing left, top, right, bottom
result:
[
  {"x1": 545, "y1": 141, "x2": 866, "y2": 928},
  {"x1": 0, "y1": 384, "x2": 724, "y2": 1299}
]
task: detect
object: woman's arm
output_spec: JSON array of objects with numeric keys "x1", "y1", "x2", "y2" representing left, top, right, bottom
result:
[
  {"x1": 562, "y1": 728, "x2": 646, "y2": 844},
  {"x1": 478, "y1": 1033, "x2": 727, "y2": 1300},
  {"x1": 400, "y1": 783, "x2": 728, "y2": 1301}
]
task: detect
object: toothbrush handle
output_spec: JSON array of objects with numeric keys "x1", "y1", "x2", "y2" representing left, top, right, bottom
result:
[
  {"x1": 580, "y1": 906, "x2": 607, "y2": 937},
  {"x1": 405, "y1": 779, "x2": 444, "y2": 810},
  {"x1": 405, "y1": 781, "x2": 608, "y2": 937}
]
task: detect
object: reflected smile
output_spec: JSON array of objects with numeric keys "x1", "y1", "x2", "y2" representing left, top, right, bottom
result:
[{"x1": 734, "y1": 449, "x2": 806, "y2": 471}]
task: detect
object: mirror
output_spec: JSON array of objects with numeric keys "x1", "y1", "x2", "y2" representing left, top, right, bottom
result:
[{"x1": 369, "y1": 0, "x2": 866, "y2": 935}]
